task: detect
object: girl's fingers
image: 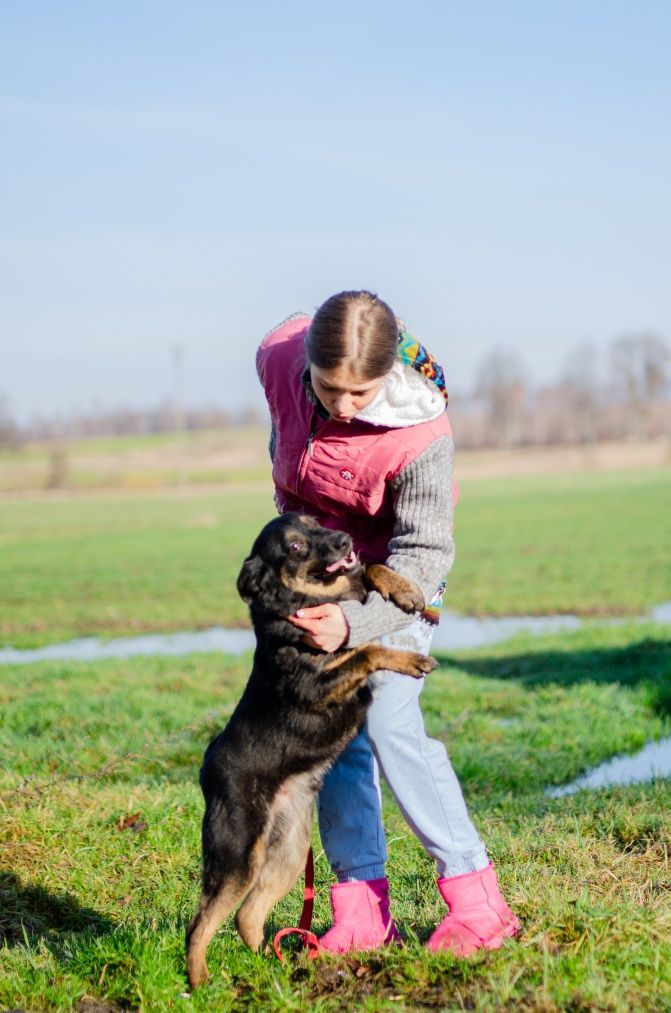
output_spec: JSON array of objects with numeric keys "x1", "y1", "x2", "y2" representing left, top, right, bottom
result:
[
  {"x1": 286, "y1": 615, "x2": 319, "y2": 631},
  {"x1": 285, "y1": 604, "x2": 348, "y2": 650},
  {"x1": 286, "y1": 604, "x2": 339, "y2": 627},
  {"x1": 294, "y1": 605, "x2": 332, "y2": 619}
]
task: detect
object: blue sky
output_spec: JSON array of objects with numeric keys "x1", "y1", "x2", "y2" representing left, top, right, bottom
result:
[{"x1": 2, "y1": 1, "x2": 670, "y2": 420}]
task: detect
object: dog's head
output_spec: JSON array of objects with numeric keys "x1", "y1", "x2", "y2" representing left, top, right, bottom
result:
[{"x1": 237, "y1": 513, "x2": 362, "y2": 611}]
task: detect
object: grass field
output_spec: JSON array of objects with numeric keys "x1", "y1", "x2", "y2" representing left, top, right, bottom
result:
[
  {"x1": 2, "y1": 466, "x2": 670, "y2": 649},
  {"x1": 1, "y1": 624, "x2": 670, "y2": 1011},
  {"x1": 1, "y1": 453, "x2": 670, "y2": 1010}
]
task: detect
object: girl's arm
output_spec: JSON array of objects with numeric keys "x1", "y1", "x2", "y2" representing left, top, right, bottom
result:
[{"x1": 338, "y1": 435, "x2": 455, "y2": 648}]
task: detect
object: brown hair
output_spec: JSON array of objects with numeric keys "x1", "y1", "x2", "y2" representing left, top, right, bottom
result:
[{"x1": 306, "y1": 290, "x2": 398, "y2": 380}]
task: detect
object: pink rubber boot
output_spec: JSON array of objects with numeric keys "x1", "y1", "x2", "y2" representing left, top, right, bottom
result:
[
  {"x1": 427, "y1": 863, "x2": 521, "y2": 956},
  {"x1": 319, "y1": 878, "x2": 402, "y2": 954}
]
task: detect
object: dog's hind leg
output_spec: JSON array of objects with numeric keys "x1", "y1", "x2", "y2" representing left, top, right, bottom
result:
[
  {"x1": 186, "y1": 878, "x2": 250, "y2": 988},
  {"x1": 186, "y1": 837, "x2": 265, "y2": 989},
  {"x1": 235, "y1": 786, "x2": 313, "y2": 951}
]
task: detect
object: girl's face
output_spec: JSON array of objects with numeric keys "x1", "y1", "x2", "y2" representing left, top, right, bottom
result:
[{"x1": 310, "y1": 362, "x2": 385, "y2": 423}]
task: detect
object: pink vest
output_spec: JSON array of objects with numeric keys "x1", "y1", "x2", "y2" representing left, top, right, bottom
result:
[{"x1": 257, "y1": 315, "x2": 453, "y2": 563}]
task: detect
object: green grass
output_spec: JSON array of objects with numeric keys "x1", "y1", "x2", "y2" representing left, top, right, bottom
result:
[
  {"x1": 1, "y1": 623, "x2": 670, "y2": 1010},
  {"x1": 1, "y1": 466, "x2": 670, "y2": 648},
  {"x1": 451, "y1": 467, "x2": 671, "y2": 616},
  {"x1": 0, "y1": 427, "x2": 270, "y2": 460},
  {"x1": 1, "y1": 463, "x2": 670, "y2": 1008},
  {"x1": 0, "y1": 486, "x2": 277, "y2": 648}
]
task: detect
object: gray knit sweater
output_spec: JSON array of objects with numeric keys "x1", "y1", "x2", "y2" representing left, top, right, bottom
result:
[{"x1": 339, "y1": 435, "x2": 455, "y2": 647}]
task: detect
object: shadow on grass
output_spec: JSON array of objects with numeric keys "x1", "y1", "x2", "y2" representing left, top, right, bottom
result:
[
  {"x1": 440, "y1": 636, "x2": 671, "y2": 716},
  {"x1": 0, "y1": 870, "x2": 112, "y2": 947},
  {"x1": 441, "y1": 636, "x2": 671, "y2": 717}
]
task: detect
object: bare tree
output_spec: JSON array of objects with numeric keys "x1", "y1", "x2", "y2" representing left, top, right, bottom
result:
[
  {"x1": 474, "y1": 349, "x2": 527, "y2": 447},
  {"x1": 0, "y1": 393, "x2": 21, "y2": 451},
  {"x1": 561, "y1": 342, "x2": 600, "y2": 443},
  {"x1": 46, "y1": 444, "x2": 69, "y2": 489},
  {"x1": 610, "y1": 332, "x2": 670, "y2": 437}
]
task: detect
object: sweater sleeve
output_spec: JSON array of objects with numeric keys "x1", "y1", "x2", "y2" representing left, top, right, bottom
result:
[{"x1": 339, "y1": 435, "x2": 455, "y2": 647}]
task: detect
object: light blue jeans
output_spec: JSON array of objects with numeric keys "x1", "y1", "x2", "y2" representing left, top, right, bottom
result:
[{"x1": 317, "y1": 617, "x2": 490, "y2": 881}]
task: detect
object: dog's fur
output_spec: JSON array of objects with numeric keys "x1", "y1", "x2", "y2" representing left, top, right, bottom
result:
[{"x1": 186, "y1": 512, "x2": 437, "y2": 987}]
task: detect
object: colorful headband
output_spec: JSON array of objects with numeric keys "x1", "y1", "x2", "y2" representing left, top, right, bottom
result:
[{"x1": 397, "y1": 328, "x2": 449, "y2": 405}]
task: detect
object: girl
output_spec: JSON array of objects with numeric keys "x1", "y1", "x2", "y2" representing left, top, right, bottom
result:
[{"x1": 256, "y1": 290, "x2": 520, "y2": 955}]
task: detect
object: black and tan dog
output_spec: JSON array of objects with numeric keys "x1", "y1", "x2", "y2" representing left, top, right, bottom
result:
[{"x1": 186, "y1": 512, "x2": 437, "y2": 988}]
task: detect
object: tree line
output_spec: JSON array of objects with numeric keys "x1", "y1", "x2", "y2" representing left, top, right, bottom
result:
[
  {"x1": 449, "y1": 331, "x2": 669, "y2": 448},
  {"x1": 1, "y1": 331, "x2": 669, "y2": 452}
]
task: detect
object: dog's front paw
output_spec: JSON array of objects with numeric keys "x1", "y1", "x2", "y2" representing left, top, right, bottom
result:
[
  {"x1": 405, "y1": 653, "x2": 439, "y2": 678},
  {"x1": 365, "y1": 565, "x2": 425, "y2": 613},
  {"x1": 388, "y1": 585, "x2": 425, "y2": 613},
  {"x1": 380, "y1": 649, "x2": 439, "y2": 679}
]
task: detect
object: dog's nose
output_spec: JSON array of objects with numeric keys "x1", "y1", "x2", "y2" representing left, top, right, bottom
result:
[{"x1": 332, "y1": 532, "x2": 350, "y2": 553}]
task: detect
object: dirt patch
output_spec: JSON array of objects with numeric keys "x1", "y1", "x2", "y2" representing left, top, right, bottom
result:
[
  {"x1": 77, "y1": 1000, "x2": 131, "y2": 1013},
  {"x1": 455, "y1": 439, "x2": 671, "y2": 480},
  {"x1": 286, "y1": 955, "x2": 479, "y2": 1010}
]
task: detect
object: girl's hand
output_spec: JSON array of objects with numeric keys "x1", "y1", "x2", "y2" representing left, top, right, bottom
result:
[{"x1": 286, "y1": 603, "x2": 349, "y2": 652}]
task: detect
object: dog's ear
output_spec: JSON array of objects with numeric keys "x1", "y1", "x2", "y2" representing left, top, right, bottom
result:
[{"x1": 237, "y1": 555, "x2": 266, "y2": 604}]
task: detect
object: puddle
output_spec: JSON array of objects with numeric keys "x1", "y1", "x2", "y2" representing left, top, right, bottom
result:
[
  {"x1": 431, "y1": 611, "x2": 582, "y2": 650},
  {"x1": 650, "y1": 602, "x2": 671, "y2": 623},
  {"x1": 3, "y1": 605, "x2": 669, "y2": 793},
  {"x1": 547, "y1": 737, "x2": 671, "y2": 796},
  {"x1": 0, "y1": 628, "x2": 255, "y2": 666},
  {"x1": 0, "y1": 604, "x2": 668, "y2": 667}
]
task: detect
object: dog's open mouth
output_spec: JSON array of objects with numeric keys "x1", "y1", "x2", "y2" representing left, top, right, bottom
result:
[{"x1": 324, "y1": 550, "x2": 358, "y2": 573}]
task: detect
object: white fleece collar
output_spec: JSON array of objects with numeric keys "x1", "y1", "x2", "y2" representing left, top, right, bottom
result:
[{"x1": 354, "y1": 361, "x2": 446, "y2": 428}]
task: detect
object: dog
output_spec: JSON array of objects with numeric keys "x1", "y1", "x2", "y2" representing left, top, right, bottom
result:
[{"x1": 186, "y1": 512, "x2": 438, "y2": 988}]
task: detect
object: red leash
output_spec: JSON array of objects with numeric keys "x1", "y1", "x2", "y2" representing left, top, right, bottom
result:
[{"x1": 272, "y1": 847, "x2": 321, "y2": 960}]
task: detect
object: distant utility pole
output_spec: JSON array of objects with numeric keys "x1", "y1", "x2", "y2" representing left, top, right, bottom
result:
[{"x1": 172, "y1": 344, "x2": 187, "y2": 490}]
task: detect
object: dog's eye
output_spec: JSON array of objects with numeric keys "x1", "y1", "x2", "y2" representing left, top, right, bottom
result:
[{"x1": 289, "y1": 541, "x2": 304, "y2": 553}]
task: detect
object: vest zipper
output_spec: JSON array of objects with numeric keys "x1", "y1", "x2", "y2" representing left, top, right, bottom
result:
[{"x1": 296, "y1": 410, "x2": 318, "y2": 492}]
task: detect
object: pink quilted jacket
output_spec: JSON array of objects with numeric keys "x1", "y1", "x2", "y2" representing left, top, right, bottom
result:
[{"x1": 257, "y1": 315, "x2": 452, "y2": 564}]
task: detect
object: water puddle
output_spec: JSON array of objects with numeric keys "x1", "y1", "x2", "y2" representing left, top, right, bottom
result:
[
  {"x1": 4, "y1": 606, "x2": 669, "y2": 793},
  {"x1": 0, "y1": 628, "x2": 255, "y2": 666},
  {"x1": 547, "y1": 737, "x2": 671, "y2": 796},
  {"x1": 650, "y1": 602, "x2": 671, "y2": 623},
  {"x1": 431, "y1": 611, "x2": 582, "y2": 650},
  {"x1": 0, "y1": 604, "x2": 668, "y2": 667}
]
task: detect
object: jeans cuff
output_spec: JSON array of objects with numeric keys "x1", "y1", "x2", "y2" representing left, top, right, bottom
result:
[
  {"x1": 335, "y1": 862, "x2": 387, "y2": 883},
  {"x1": 436, "y1": 849, "x2": 490, "y2": 879}
]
